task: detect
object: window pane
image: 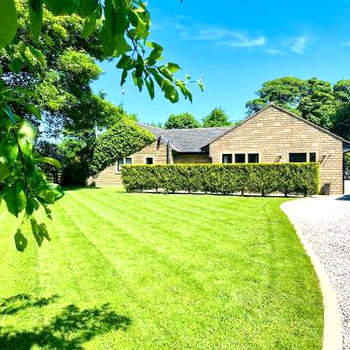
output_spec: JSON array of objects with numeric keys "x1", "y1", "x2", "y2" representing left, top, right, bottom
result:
[
  {"x1": 309, "y1": 153, "x2": 316, "y2": 162},
  {"x1": 117, "y1": 158, "x2": 124, "y2": 171},
  {"x1": 248, "y1": 153, "x2": 259, "y2": 163},
  {"x1": 125, "y1": 157, "x2": 132, "y2": 165},
  {"x1": 222, "y1": 154, "x2": 232, "y2": 163},
  {"x1": 146, "y1": 157, "x2": 153, "y2": 164},
  {"x1": 289, "y1": 153, "x2": 307, "y2": 162},
  {"x1": 235, "y1": 154, "x2": 246, "y2": 163}
]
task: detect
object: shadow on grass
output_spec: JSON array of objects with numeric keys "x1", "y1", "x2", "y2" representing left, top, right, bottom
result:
[
  {"x1": 0, "y1": 294, "x2": 59, "y2": 316},
  {"x1": 0, "y1": 295, "x2": 131, "y2": 350}
]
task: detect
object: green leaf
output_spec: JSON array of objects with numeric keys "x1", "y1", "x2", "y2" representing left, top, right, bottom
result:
[
  {"x1": 0, "y1": 0, "x2": 17, "y2": 50},
  {"x1": 44, "y1": 0, "x2": 79, "y2": 15},
  {"x1": 26, "y1": 104, "x2": 41, "y2": 119},
  {"x1": 37, "y1": 184, "x2": 64, "y2": 204},
  {"x1": 146, "y1": 44, "x2": 163, "y2": 66},
  {"x1": 129, "y1": 9, "x2": 148, "y2": 39},
  {"x1": 26, "y1": 198, "x2": 36, "y2": 216},
  {"x1": 18, "y1": 121, "x2": 37, "y2": 144},
  {"x1": 14, "y1": 229, "x2": 27, "y2": 252},
  {"x1": 28, "y1": 46, "x2": 46, "y2": 66},
  {"x1": 29, "y1": 0, "x2": 43, "y2": 40},
  {"x1": 9, "y1": 58, "x2": 22, "y2": 74},
  {"x1": 166, "y1": 62, "x2": 181, "y2": 74},
  {"x1": 145, "y1": 77, "x2": 155, "y2": 100},
  {"x1": 79, "y1": 0, "x2": 98, "y2": 17},
  {"x1": 0, "y1": 163, "x2": 10, "y2": 181},
  {"x1": 3, "y1": 103, "x2": 16, "y2": 123},
  {"x1": 0, "y1": 138, "x2": 18, "y2": 163},
  {"x1": 4, "y1": 183, "x2": 26, "y2": 217},
  {"x1": 159, "y1": 66, "x2": 173, "y2": 81},
  {"x1": 31, "y1": 218, "x2": 43, "y2": 246},
  {"x1": 82, "y1": 13, "x2": 97, "y2": 38},
  {"x1": 30, "y1": 218, "x2": 50, "y2": 247},
  {"x1": 101, "y1": 0, "x2": 130, "y2": 56},
  {"x1": 163, "y1": 82, "x2": 179, "y2": 103},
  {"x1": 121, "y1": 69, "x2": 128, "y2": 86},
  {"x1": 37, "y1": 156, "x2": 62, "y2": 169},
  {"x1": 197, "y1": 79, "x2": 205, "y2": 92},
  {"x1": 0, "y1": 114, "x2": 12, "y2": 131},
  {"x1": 116, "y1": 55, "x2": 133, "y2": 69}
]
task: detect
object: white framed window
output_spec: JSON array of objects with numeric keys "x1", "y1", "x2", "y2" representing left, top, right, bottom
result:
[
  {"x1": 248, "y1": 153, "x2": 259, "y2": 163},
  {"x1": 289, "y1": 153, "x2": 307, "y2": 162},
  {"x1": 235, "y1": 154, "x2": 246, "y2": 163},
  {"x1": 116, "y1": 157, "x2": 132, "y2": 172},
  {"x1": 309, "y1": 152, "x2": 317, "y2": 162},
  {"x1": 145, "y1": 157, "x2": 154, "y2": 165},
  {"x1": 222, "y1": 154, "x2": 233, "y2": 163}
]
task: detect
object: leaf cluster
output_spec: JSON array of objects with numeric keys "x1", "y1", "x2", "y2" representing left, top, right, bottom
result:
[{"x1": 0, "y1": 98, "x2": 63, "y2": 251}]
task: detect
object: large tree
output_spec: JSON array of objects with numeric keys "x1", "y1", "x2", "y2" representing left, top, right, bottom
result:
[
  {"x1": 0, "y1": 0, "x2": 199, "y2": 251},
  {"x1": 333, "y1": 80, "x2": 350, "y2": 103},
  {"x1": 246, "y1": 76, "x2": 343, "y2": 130},
  {"x1": 298, "y1": 78, "x2": 337, "y2": 129},
  {"x1": 246, "y1": 77, "x2": 305, "y2": 115},
  {"x1": 332, "y1": 103, "x2": 350, "y2": 141},
  {"x1": 164, "y1": 113, "x2": 200, "y2": 129},
  {"x1": 202, "y1": 107, "x2": 232, "y2": 127}
]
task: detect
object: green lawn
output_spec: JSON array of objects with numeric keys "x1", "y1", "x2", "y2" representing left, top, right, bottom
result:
[{"x1": 0, "y1": 188, "x2": 323, "y2": 349}]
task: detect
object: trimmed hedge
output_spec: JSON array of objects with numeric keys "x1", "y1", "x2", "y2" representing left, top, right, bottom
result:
[{"x1": 122, "y1": 163, "x2": 320, "y2": 196}]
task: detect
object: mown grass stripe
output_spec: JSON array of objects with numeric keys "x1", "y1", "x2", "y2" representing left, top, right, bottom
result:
[
  {"x1": 67, "y1": 190, "x2": 263, "y2": 285},
  {"x1": 56, "y1": 194, "x2": 191, "y2": 346},
  {"x1": 76, "y1": 189, "x2": 270, "y2": 253}
]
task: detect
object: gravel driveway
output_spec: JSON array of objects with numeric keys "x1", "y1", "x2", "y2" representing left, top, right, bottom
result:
[{"x1": 283, "y1": 195, "x2": 350, "y2": 349}]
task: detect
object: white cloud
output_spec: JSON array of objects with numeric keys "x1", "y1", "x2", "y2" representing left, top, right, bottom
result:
[
  {"x1": 266, "y1": 48, "x2": 284, "y2": 55},
  {"x1": 178, "y1": 25, "x2": 266, "y2": 48},
  {"x1": 219, "y1": 36, "x2": 266, "y2": 48},
  {"x1": 341, "y1": 40, "x2": 350, "y2": 47},
  {"x1": 285, "y1": 35, "x2": 309, "y2": 54}
]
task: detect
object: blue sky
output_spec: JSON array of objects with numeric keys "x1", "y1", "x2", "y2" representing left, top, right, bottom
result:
[{"x1": 91, "y1": 0, "x2": 350, "y2": 124}]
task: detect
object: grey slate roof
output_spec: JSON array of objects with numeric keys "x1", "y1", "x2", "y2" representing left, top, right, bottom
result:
[{"x1": 139, "y1": 123, "x2": 231, "y2": 153}]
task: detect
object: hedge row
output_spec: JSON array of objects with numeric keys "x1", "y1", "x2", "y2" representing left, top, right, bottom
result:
[{"x1": 122, "y1": 163, "x2": 320, "y2": 196}]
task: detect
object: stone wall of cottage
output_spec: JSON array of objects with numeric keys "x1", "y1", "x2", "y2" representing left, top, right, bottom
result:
[
  {"x1": 173, "y1": 153, "x2": 211, "y2": 163},
  {"x1": 88, "y1": 140, "x2": 169, "y2": 186},
  {"x1": 209, "y1": 106, "x2": 344, "y2": 195}
]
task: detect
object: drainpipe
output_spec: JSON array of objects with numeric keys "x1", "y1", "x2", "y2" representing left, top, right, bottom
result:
[{"x1": 166, "y1": 142, "x2": 170, "y2": 164}]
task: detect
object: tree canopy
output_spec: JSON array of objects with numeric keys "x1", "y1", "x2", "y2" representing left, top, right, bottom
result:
[
  {"x1": 164, "y1": 113, "x2": 200, "y2": 129},
  {"x1": 246, "y1": 77, "x2": 305, "y2": 115},
  {"x1": 0, "y1": 0, "x2": 199, "y2": 251},
  {"x1": 246, "y1": 76, "x2": 350, "y2": 136},
  {"x1": 202, "y1": 107, "x2": 232, "y2": 127}
]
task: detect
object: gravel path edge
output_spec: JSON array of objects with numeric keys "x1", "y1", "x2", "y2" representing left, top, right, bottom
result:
[{"x1": 281, "y1": 201, "x2": 343, "y2": 350}]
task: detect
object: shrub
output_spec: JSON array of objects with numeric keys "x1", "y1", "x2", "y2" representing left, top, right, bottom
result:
[
  {"x1": 122, "y1": 163, "x2": 320, "y2": 196},
  {"x1": 87, "y1": 117, "x2": 155, "y2": 177}
]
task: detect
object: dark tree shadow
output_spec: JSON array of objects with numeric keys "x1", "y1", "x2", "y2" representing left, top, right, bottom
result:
[
  {"x1": 0, "y1": 295, "x2": 131, "y2": 350},
  {"x1": 0, "y1": 294, "x2": 59, "y2": 316}
]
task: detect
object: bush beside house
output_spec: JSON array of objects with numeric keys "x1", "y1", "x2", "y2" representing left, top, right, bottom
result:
[{"x1": 122, "y1": 163, "x2": 320, "y2": 196}]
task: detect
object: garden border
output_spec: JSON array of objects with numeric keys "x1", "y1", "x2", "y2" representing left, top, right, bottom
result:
[{"x1": 281, "y1": 202, "x2": 342, "y2": 350}]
